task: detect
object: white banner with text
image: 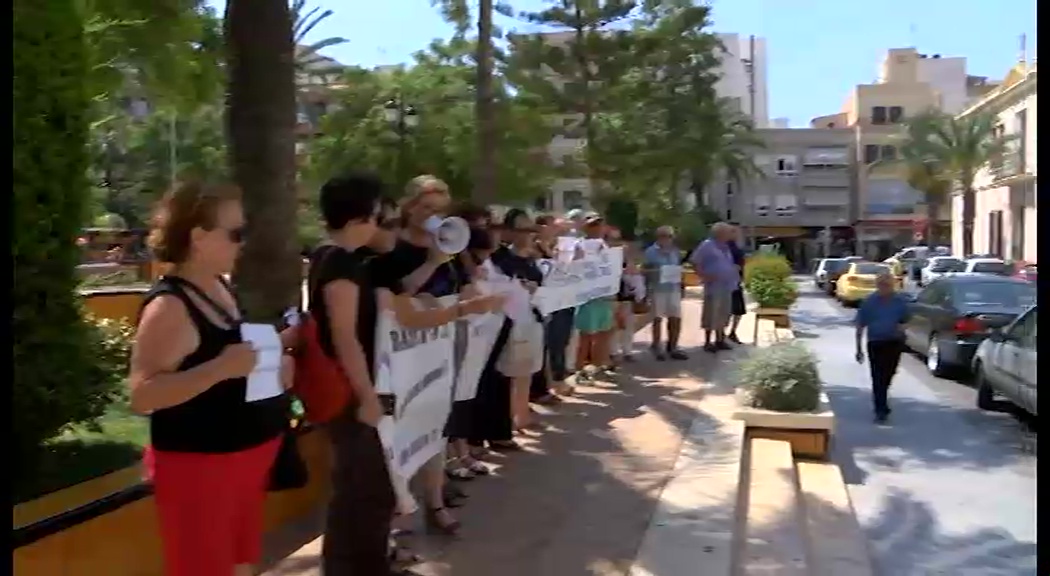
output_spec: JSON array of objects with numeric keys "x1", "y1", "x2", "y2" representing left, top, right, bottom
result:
[{"x1": 532, "y1": 245, "x2": 624, "y2": 315}]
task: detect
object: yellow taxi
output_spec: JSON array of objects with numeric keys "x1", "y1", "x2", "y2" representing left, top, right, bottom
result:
[{"x1": 835, "y1": 261, "x2": 900, "y2": 306}]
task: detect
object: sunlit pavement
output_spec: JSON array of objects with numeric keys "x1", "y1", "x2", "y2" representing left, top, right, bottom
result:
[{"x1": 791, "y1": 280, "x2": 1037, "y2": 575}]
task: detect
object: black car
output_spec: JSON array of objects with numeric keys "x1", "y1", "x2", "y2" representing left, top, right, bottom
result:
[{"x1": 902, "y1": 274, "x2": 1037, "y2": 377}]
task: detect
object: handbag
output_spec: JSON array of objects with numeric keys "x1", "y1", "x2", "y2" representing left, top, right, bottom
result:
[{"x1": 268, "y1": 421, "x2": 309, "y2": 492}]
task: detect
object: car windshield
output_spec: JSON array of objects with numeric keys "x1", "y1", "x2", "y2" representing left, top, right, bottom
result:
[
  {"x1": 971, "y1": 261, "x2": 1010, "y2": 275},
  {"x1": 930, "y1": 258, "x2": 965, "y2": 272},
  {"x1": 825, "y1": 259, "x2": 847, "y2": 272},
  {"x1": 854, "y1": 263, "x2": 889, "y2": 275},
  {"x1": 951, "y1": 281, "x2": 1037, "y2": 308}
]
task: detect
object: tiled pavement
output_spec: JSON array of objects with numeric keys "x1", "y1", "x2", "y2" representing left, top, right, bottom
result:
[{"x1": 260, "y1": 294, "x2": 768, "y2": 576}]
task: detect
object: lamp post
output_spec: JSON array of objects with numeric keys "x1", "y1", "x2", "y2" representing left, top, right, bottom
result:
[{"x1": 383, "y1": 97, "x2": 418, "y2": 187}]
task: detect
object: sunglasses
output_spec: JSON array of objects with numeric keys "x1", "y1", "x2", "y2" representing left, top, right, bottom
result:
[{"x1": 223, "y1": 227, "x2": 246, "y2": 244}]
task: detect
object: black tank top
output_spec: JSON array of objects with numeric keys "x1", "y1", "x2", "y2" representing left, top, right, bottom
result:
[{"x1": 143, "y1": 276, "x2": 287, "y2": 453}]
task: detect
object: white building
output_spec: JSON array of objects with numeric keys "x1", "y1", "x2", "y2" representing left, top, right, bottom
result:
[
  {"x1": 952, "y1": 62, "x2": 1037, "y2": 263},
  {"x1": 715, "y1": 33, "x2": 769, "y2": 128}
]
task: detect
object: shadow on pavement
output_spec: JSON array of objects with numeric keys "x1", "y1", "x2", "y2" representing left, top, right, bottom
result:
[
  {"x1": 261, "y1": 311, "x2": 751, "y2": 576},
  {"x1": 864, "y1": 489, "x2": 1037, "y2": 576}
]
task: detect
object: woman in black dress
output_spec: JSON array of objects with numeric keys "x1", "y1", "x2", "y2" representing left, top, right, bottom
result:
[{"x1": 726, "y1": 233, "x2": 747, "y2": 343}]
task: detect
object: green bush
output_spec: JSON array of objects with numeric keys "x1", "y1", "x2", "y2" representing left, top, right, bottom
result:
[
  {"x1": 14, "y1": 0, "x2": 121, "y2": 468},
  {"x1": 743, "y1": 253, "x2": 797, "y2": 309},
  {"x1": 736, "y1": 342, "x2": 822, "y2": 412}
]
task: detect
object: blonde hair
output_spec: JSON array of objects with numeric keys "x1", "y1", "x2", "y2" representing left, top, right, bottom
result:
[{"x1": 402, "y1": 174, "x2": 450, "y2": 209}]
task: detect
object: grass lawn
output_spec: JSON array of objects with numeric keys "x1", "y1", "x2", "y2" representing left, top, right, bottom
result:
[{"x1": 15, "y1": 403, "x2": 149, "y2": 504}]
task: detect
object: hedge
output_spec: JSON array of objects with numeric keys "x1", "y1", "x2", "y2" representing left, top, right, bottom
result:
[{"x1": 14, "y1": 0, "x2": 124, "y2": 474}]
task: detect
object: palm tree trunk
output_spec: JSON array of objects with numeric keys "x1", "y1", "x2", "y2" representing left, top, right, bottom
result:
[
  {"x1": 472, "y1": 0, "x2": 496, "y2": 204},
  {"x1": 225, "y1": 0, "x2": 301, "y2": 321}
]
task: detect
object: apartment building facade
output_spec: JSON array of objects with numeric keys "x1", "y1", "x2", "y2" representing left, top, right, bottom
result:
[
  {"x1": 953, "y1": 63, "x2": 1037, "y2": 263},
  {"x1": 711, "y1": 128, "x2": 855, "y2": 263}
]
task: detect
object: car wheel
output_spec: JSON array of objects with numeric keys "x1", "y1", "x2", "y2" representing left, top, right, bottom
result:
[
  {"x1": 926, "y1": 334, "x2": 951, "y2": 378},
  {"x1": 974, "y1": 362, "x2": 997, "y2": 411}
]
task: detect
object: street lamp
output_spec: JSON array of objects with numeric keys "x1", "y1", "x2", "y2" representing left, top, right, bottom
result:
[{"x1": 383, "y1": 98, "x2": 418, "y2": 186}]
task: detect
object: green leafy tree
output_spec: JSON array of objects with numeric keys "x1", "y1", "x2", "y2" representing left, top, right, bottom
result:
[
  {"x1": 14, "y1": 0, "x2": 123, "y2": 471},
  {"x1": 898, "y1": 111, "x2": 1012, "y2": 254},
  {"x1": 897, "y1": 110, "x2": 1013, "y2": 253},
  {"x1": 291, "y1": 0, "x2": 348, "y2": 84}
]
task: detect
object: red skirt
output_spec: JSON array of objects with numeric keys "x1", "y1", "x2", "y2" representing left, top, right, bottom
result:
[{"x1": 147, "y1": 438, "x2": 280, "y2": 576}]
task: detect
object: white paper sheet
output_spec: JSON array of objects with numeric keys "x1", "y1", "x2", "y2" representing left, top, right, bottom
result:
[
  {"x1": 556, "y1": 236, "x2": 579, "y2": 264},
  {"x1": 240, "y1": 323, "x2": 284, "y2": 402},
  {"x1": 659, "y1": 265, "x2": 683, "y2": 285},
  {"x1": 626, "y1": 274, "x2": 647, "y2": 301},
  {"x1": 580, "y1": 238, "x2": 606, "y2": 255}
]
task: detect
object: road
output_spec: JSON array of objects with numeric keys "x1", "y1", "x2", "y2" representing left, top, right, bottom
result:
[{"x1": 792, "y1": 280, "x2": 1037, "y2": 576}]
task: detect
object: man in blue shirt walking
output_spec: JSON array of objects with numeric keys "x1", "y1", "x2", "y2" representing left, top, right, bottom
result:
[{"x1": 855, "y1": 272, "x2": 911, "y2": 423}]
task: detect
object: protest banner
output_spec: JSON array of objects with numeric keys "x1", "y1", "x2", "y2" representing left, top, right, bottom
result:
[
  {"x1": 374, "y1": 296, "x2": 458, "y2": 511},
  {"x1": 532, "y1": 245, "x2": 623, "y2": 315},
  {"x1": 454, "y1": 311, "x2": 505, "y2": 401}
]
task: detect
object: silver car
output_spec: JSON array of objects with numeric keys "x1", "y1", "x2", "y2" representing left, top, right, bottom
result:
[
  {"x1": 972, "y1": 305, "x2": 1037, "y2": 416},
  {"x1": 919, "y1": 256, "x2": 966, "y2": 287}
]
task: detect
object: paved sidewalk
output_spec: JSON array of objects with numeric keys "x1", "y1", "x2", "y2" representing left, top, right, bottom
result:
[{"x1": 262, "y1": 296, "x2": 769, "y2": 576}]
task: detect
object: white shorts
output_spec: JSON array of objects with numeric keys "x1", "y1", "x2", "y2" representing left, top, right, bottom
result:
[
  {"x1": 497, "y1": 316, "x2": 545, "y2": 378},
  {"x1": 651, "y1": 290, "x2": 682, "y2": 319}
]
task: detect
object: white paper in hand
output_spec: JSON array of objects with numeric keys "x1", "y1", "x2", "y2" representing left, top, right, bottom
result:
[
  {"x1": 240, "y1": 323, "x2": 284, "y2": 402},
  {"x1": 659, "y1": 265, "x2": 683, "y2": 285},
  {"x1": 556, "y1": 236, "x2": 578, "y2": 264}
]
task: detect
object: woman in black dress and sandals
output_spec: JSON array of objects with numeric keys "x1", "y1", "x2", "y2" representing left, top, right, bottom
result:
[{"x1": 726, "y1": 228, "x2": 748, "y2": 343}]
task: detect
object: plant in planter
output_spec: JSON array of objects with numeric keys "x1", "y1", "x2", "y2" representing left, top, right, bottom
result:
[
  {"x1": 743, "y1": 253, "x2": 798, "y2": 309},
  {"x1": 736, "y1": 342, "x2": 822, "y2": 412}
]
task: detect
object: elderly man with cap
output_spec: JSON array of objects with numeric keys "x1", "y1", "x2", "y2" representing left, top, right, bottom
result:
[
  {"x1": 689, "y1": 222, "x2": 739, "y2": 353},
  {"x1": 643, "y1": 225, "x2": 688, "y2": 360}
]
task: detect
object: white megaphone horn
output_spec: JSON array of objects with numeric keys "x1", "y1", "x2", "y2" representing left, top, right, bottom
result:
[{"x1": 423, "y1": 215, "x2": 471, "y2": 255}]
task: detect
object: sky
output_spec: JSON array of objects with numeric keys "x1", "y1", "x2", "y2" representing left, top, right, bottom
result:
[{"x1": 207, "y1": 0, "x2": 1037, "y2": 127}]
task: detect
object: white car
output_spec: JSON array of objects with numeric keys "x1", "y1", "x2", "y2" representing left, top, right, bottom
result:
[
  {"x1": 972, "y1": 306, "x2": 1037, "y2": 416},
  {"x1": 962, "y1": 257, "x2": 1011, "y2": 276},
  {"x1": 919, "y1": 256, "x2": 966, "y2": 286}
]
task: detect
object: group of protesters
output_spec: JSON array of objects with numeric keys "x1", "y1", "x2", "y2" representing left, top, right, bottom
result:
[{"x1": 127, "y1": 171, "x2": 750, "y2": 576}]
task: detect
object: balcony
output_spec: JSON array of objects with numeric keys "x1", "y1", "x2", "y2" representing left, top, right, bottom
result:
[{"x1": 988, "y1": 145, "x2": 1030, "y2": 183}]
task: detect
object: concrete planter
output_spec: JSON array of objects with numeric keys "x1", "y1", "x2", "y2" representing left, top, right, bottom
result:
[{"x1": 732, "y1": 389, "x2": 835, "y2": 460}]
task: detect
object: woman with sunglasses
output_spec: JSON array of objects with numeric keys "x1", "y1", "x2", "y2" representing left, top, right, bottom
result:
[
  {"x1": 129, "y1": 182, "x2": 293, "y2": 576},
  {"x1": 490, "y1": 208, "x2": 546, "y2": 433}
]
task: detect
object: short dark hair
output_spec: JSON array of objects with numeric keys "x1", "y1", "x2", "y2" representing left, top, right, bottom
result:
[
  {"x1": 319, "y1": 172, "x2": 385, "y2": 231},
  {"x1": 502, "y1": 208, "x2": 531, "y2": 229},
  {"x1": 535, "y1": 214, "x2": 555, "y2": 226},
  {"x1": 453, "y1": 202, "x2": 492, "y2": 225}
]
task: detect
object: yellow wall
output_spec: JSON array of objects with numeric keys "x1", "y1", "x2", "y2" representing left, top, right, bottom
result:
[
  {"x1": 14, "y1": 430, "x2": 332, "y2": 576},
  {"x1": 82, "y1": 290, "x2": 149, "y2": 324}
]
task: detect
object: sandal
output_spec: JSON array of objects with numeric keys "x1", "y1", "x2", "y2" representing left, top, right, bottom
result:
[
  {"x1": 489, "y1": 440, "x2": 523, "y2": 451},
  {"x1": 463, "y1": 458, "x2": 491, "y2": 475},
  {"x1": 446, "y1": 466, "x2": 476, "y2": 481}
]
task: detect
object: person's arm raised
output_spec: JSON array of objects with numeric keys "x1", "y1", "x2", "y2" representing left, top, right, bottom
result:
[
  {"x1": 325, "y1": 279, "x2": 382, "y2": 425},
  {"x1": 379, "y1": 288, "x2": 503, "y2": 329},
  {"x1": 128, "y1": 295, "x2": 256, "y2": 415}
]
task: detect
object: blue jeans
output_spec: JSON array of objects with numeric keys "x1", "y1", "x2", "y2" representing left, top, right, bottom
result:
[{"x1": 546, "y1": 308, "x2": 576, "y2": 381}]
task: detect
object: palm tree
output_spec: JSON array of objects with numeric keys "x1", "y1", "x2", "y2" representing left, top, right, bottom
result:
[
  {"x1": 290, "y1": 0, "x2": 348, "y2": 85},
  {"x1": 691, "y1": 101, "x2": 765, "y2": 210},
  {"x1": 900, "y1": 110, "x2": 1015, "y2": 256},
  {"x1": 225, "y1": 0, "x2": 301, "y2": 321}
]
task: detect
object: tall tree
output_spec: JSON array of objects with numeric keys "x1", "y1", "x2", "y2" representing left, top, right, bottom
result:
[
  {"x1": 511, "y1": 0, "x2": 638, "y2": 194},
  {"x1": 900, "y1": 110, "x2": 1015, "y2": 255},
  {"x1": 290, "y1": 0, "x2": 349, "y2": 84},
  {"x1": 473, "y1": 0, "x2": 498, "y2": 203},
  {"x1": 225, "y1": 0, "x2": 301, "y2": 320}
]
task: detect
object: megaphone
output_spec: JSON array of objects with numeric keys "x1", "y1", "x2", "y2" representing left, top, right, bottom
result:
[{"x1": 423, "y1": 216, "x2": 471, "y2": 255}]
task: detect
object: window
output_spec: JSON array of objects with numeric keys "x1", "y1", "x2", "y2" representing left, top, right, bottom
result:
[
  {"x1": 880, "y1": 145, "x2": 897, "y2": 161},
  {"x1": 1015, "y1": 109, "x2": 1027, "y2": 172},
  {"x1": 775, "y1": 155, "x2": 798, "y2": 175},
  {"x1": 889, "y1": 106, "x2": 904, "y2": 123},
  {"x1": 950, "y1": 281, "x2": 1035, "y2": 309},
  {"x1": 826, "y1": 122, "x2": 835, "y2": 128},
  {"x1": 872, "y1": 106, "x2": 888, "y2": 125},
  {"x1": 864, "y1": 144, "x2": 880, "y2": 164},
  {"x1": 803, "y1": 147, "x2": 849, "y2": 166},
  {"x1": 754, "y1": 195, "x2": 771, "y2": 216},
  {"x1": 726, "y1": 181, "x2": 734, "y2": 196},
  {"x1": 726, "y1": 209, "x2": 733, "y2": 221},
  {"x1": 1006, "y1": 310, "x2": 1037, "y2": 349},
  {"x1": 917, "y1": 284, "x2": 946, "y2": 305},
  {"x1": 774, "y1": 194, "x2": 797, "y2": 216},
  {"x1": 563, "y1": 190, "x2": 585, "y2": 210}
]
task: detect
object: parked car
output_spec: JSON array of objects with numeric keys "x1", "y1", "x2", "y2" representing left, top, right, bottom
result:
[
  {"x1": 919, "y1": 256, "x2": 966, "y2": 287},
  {"x1": 962, "y1": 257, "x2": 1011, "y2": 276},
  {"x1": 1013, "y1": 262, "x2": 1037, "y2": 283},
  {"x1": 890, "y1": 245, "x2": 950, "y2": 280},
  {"x1": 835, "y1": 262, "x2": 894, "y2": 306},
  {"x1": 814, "y1": 258, "x2": 843, "y2": 290},
  {"x1": 902, "y1": 274, "x2": 1037, "y2": 377},
  {"x1": 972, "y1": 305, "x2": 1037, "y2": 416},
  {"x1": 825, "y1": 256, "x2": 863, "y2": 295}
]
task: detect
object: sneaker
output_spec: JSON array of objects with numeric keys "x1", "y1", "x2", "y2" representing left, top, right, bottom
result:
[
  {"x1": 873, "y1": 414, "x2": 889, "y2": 425},
  {"x1": 668, "y1": 349, "x2": 689, "y2": 360},
  {"x1": 715, "y1": 340, "x2": 733, "y2": 351},
  {"x1": 703, "y1": 343, "x2": 718, "y2": 353},
  {"x1": 727, "y1": 333, "x2": 742, "y2": 344}
]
